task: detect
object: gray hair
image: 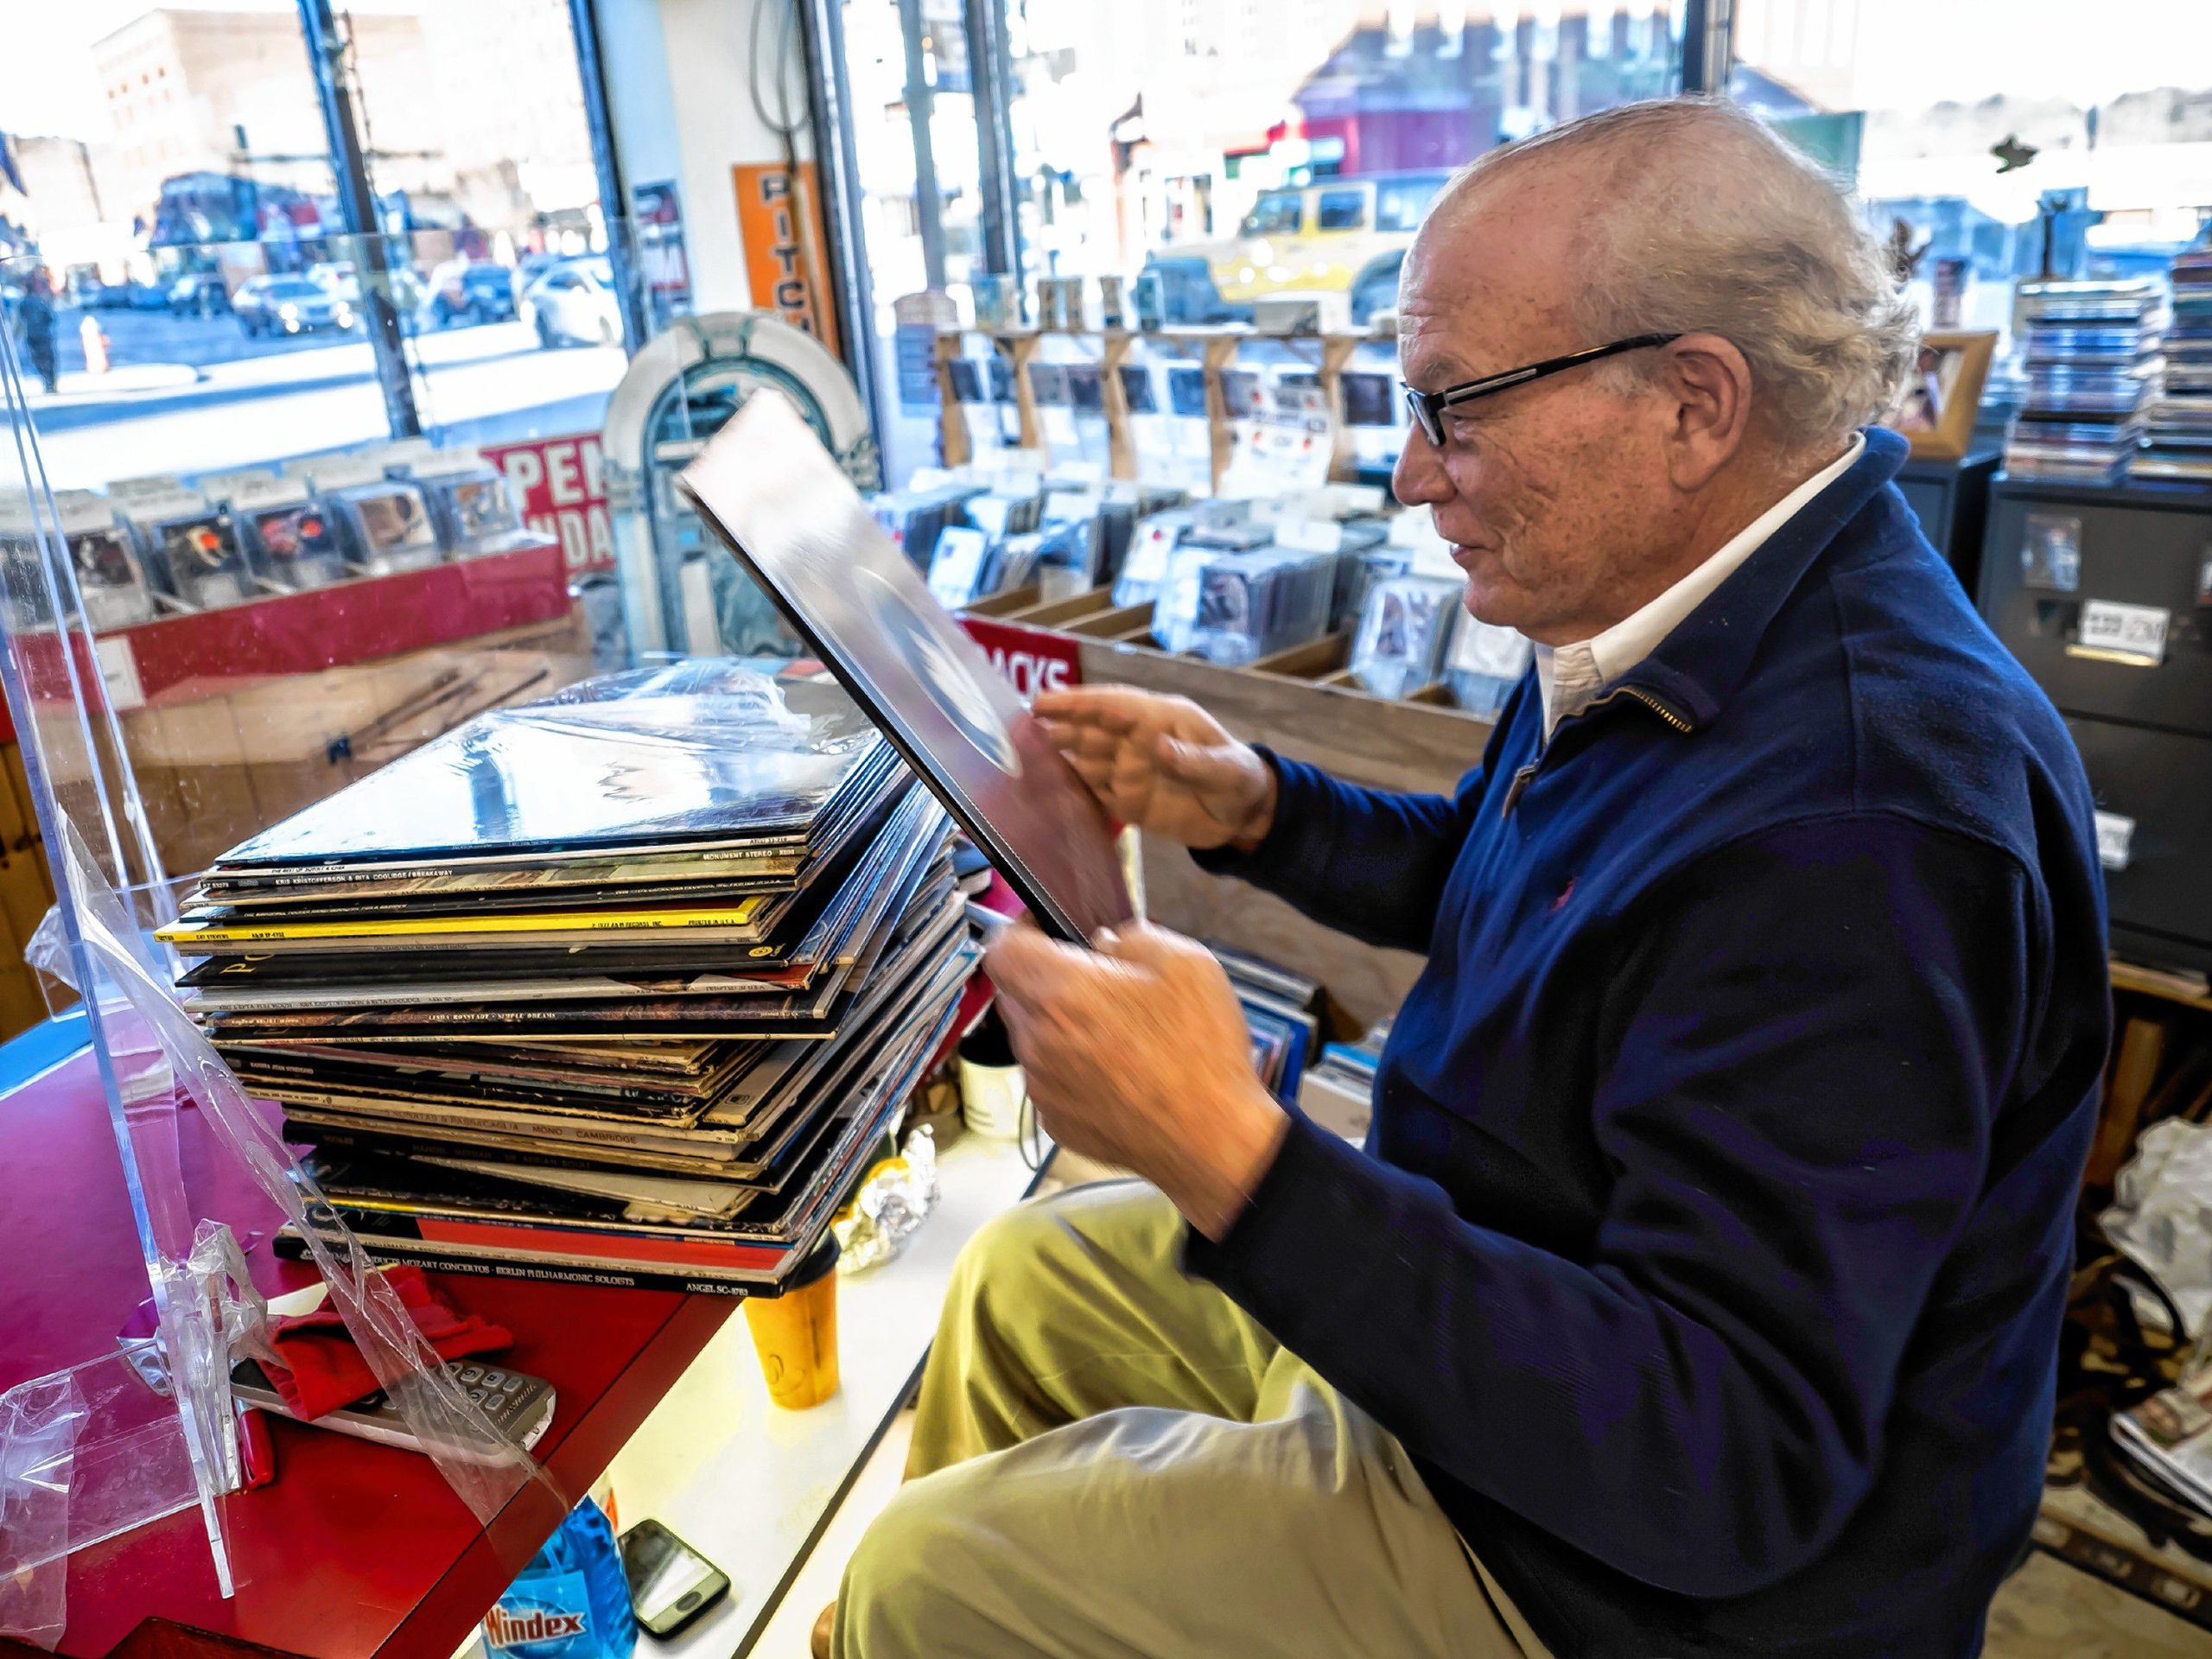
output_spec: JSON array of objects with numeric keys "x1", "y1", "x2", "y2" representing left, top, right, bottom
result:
[{"x1": 1441, "y1": 97, "x2": 1919, "y2": 452}]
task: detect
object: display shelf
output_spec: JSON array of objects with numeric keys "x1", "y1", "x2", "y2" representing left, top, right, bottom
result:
[
  {"x1": 601, "y1": 1131, "x2": 1054, "y2": 1658},
  {"x1": 960, "y1": 584, "x2": 1491, "y2": 792}
]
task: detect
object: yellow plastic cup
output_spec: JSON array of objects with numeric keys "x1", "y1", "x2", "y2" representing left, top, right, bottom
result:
[{"x1": 744, "y1": 1238, "x2": 842, "y2": 1408}]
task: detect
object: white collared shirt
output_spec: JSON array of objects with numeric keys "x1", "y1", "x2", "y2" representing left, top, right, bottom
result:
[{"x1": 1534, "y1": 435, "x2": 1864, "y2": 739}]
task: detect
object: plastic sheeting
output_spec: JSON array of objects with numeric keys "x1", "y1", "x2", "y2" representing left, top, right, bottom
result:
[
  {"x1": 56, "y1": 817, "x2": 563, "y2": 1527},
  {"x1": 2103, "y1": 1118, "x2": 2212, "y2": 1342},
  {"x1": 0, "y1": 1373, "x2": 84, "y2": 1649}
]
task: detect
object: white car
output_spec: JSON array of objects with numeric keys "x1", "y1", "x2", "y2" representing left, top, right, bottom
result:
[{"x1": 523, "y1": 258, "x2": 622, "y2": 347}]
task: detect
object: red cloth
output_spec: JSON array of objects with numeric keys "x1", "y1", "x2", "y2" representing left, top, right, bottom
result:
[{"x1": 261, "y1": 1265, "x2": 512, "y2": 1420}]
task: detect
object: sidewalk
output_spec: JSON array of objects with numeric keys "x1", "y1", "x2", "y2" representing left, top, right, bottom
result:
[{"x1": 20, "y1": 363, "x2": 200, "y2": 401}]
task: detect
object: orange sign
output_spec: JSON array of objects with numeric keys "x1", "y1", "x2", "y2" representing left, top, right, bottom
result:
[{"x1": 732, "y1": 162, "x2": 841, "y2": 354}]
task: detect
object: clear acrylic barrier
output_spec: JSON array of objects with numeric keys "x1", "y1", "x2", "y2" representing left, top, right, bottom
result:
[
  {"x1": 0, "y1": 215, "x2": 884, "y2": 1637},
  {"x1": 0, "y1": 233, "x2": 628, "y2": 1640}
]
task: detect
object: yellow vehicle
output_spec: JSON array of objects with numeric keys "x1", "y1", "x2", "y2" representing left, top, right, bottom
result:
[{"x1": 1173, "y1": 170, "x2": 1453, "y2": 308}]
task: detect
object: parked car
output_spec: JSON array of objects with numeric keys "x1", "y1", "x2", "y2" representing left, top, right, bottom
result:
[
  {"x1": 1135, "y1": 255, "x2": 1250, "y2": 326},
  {"x1": 167, "y1": 273, "x2": 232, "y2": 317},
  {"x1": 308, "y1": 260, "x2": 431, "y2": 322},
  {"x1": 515, "y1": 251, "x2": 564, "y2": 289},
  {"x1": 1163, "y1": 169, "x2": 1451, "y2": 306},
  {"x1": 79, "y1": 280, "x2": 154, "y2": 310},
  {"x1": 429, "y1": 263, "x2": 518, "y2": 328},
  {"x1": 307, "y1": 260, "x2": 361, "y2": 304},
  {"x1": 234, "y1": 276, "x2": 356, "y2": 337},
  {"x1": 1348, "y1": 248, "x2": 1406, "y2": 328},
  {"x1": 523, "y1": 257, "x2": 621, "y2": 347}
]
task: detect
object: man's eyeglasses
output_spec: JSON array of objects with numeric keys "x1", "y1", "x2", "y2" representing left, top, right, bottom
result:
[{"x1": 1402, "y1": 334, "x2": 1681, "y2": 447}]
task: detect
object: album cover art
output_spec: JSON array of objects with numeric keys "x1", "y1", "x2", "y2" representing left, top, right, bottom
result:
[{"x1": 678, "y1": 394, "x2": 1133, "y2": 943}]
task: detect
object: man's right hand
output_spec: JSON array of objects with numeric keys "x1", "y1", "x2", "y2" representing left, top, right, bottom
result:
[{"x1": 1033, "y1": 686, "x2": 1277, "y2": 851}]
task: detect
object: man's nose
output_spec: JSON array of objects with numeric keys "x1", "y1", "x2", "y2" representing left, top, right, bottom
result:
[{"x1": 1392, "y1": 424, "x2": 1451, "y2": 509}]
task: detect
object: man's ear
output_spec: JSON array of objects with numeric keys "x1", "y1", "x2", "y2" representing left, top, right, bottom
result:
[{"x1": 1651, "y1": 332, "x2": 1754, "y2": 490}]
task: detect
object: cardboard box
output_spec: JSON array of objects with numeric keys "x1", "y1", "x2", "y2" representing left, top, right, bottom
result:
[
  {"x1": 119, "y1": 613, "x2": 594, "y2": 876},
  {"x1": 0, "y1": 742, "x2": 37, "y2": 853}
]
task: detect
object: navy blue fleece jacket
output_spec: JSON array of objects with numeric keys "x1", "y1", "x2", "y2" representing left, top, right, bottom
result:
[{"x1": 1186, "y1": 428, "x2": 2110, "y2": 1656}]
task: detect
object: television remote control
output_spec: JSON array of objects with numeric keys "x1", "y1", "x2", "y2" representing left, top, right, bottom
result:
[{"x1": 231, "y1": 1357, "x2": 556, "y2": 1452}]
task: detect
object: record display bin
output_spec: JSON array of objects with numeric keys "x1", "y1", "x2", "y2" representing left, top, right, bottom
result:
[
  {"x1": 963, "y1": 582, "x2": 1483, "y2": 746},
  {"x1": 962, "y1": 572, "x2": 1495, "y2": 1035}
]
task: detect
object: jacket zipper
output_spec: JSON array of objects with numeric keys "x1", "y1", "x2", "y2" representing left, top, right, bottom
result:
[{"x1": 1501, "y1": 683, "x2": 1694, "y2": 817}]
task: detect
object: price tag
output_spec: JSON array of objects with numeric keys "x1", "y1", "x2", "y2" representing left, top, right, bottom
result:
[
  {"x1": 1042, "y1": 489, "x2": 1101, "y2": 525},
  {"x1": 1274, "y1": 518, "x2": 1344, "y2": 554},
  {"x1": 2094, "y1": 810, "x2": 2135, "y2": 873},
  {"x1": 53, "y1": 491, "x2": 118, "y2": 534},
  {"x1": 295, "y1": 451, "x2": 386, "y2": 490},
  {"x1": 1123, "y1": 524, "x2": 1174, "y2": 583},
  {"x1": 2077, "y1": 600, "x2": 2170, "y2": 664},
  {"x1": 94, "y1": 635, "x2": 145, "y2": 712},
  {"x1": 223, "y1": 473, "x2": 308, "y2": 509},
  {"x1": 1449, "y1": 617, "x2": 1535, "y2": 679},
  {"x1": 926, "y1": 528, "x2": 990, "y2": 609},
  {"x1": 1321, "y1": 483, "x2": 1388, "y2": 515}
]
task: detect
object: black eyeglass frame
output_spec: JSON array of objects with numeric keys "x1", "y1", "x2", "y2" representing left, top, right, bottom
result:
[{"x1": 1402, "y1": 333, "x2": 1682, "y2": 446}]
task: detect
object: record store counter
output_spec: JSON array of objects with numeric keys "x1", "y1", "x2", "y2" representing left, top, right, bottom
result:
[{"x1": 0, "y1": 1024, "x2": 1046, "y2": 1658}]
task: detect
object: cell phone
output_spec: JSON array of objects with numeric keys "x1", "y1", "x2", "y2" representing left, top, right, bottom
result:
[{"x1": 620, "y1": 1518, "x2": 732, "y2": 1638}]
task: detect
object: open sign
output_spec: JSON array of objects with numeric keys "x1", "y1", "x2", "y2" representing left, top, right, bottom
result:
[{"x1": 482, "y1": 434, "x2": 614, "y2": 572}]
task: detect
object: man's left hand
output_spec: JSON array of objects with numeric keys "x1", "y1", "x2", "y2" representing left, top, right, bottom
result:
[{"x1": 983, "y1": 921, "x2": 1289, "y2": 1241}]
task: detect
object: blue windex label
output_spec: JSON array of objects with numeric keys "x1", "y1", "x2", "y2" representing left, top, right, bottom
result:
[{"x1": 486, "y1": 1574, "x2": 594, "y2": 1654}]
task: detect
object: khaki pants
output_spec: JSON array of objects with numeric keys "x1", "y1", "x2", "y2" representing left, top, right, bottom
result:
[{"x1": 834, "y1": 1179, "x2": 1550, "y2": 1658}]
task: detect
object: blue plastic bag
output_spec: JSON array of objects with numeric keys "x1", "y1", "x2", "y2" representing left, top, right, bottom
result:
[{"x1": 485, "y1": 1497, "x2": 637, "y2": 1659}]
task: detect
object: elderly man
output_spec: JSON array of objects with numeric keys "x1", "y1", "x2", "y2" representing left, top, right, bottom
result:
[{"x1": 830, "y1": 98, "x2": 2109, "y2": 1658}]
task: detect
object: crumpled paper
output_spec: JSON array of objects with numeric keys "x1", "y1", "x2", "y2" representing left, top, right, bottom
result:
[{"x1": 832, "y1": 1126, "x2": 942, "y2": 1274}]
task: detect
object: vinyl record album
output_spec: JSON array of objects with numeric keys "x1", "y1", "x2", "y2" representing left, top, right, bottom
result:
[{"x1": 678, "y1": 394, "x2": 1132, "y2": 943}]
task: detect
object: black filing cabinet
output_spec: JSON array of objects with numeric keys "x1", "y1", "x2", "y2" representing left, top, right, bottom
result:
[
  {"x1": 1896, "y1": 447, "x2": 1999, "y2": 599},
  {"x1": 1981, "y1": 474, "x2": 2212, "y2": 975}
]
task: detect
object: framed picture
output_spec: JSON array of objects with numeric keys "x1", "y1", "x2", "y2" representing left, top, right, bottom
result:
[{"x1": 1890, "y1": 330, "x2": 1997, "y2": 461}]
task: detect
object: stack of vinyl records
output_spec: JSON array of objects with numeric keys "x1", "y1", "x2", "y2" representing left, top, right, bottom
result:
[
  {"x1": 2138, "y1": 250, "x2": 2212, "y2": 483},
  {"x1": 1297, "y1": 1039, "x2": 1383, "y2": 1142},
  {"x1": 2005, "y1": 279, "x2": 2165, "y2": 483},
  {"x1": 160, "y1": 660, "x2": 976, "y2": 1294},
  {"x1": 1211, "y1": 944, "x2": 1322, "y2": 1104}
]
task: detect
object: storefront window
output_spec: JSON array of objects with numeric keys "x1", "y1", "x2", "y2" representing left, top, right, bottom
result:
[
  {"x1": 1727, "y1": 0, "x2": 2212, "y2": 340},
  {"x1": 0, "y1": 3, "x2": 627, "y2": 490},
  {"x1": 993, "y1": 0, "x2": 1684, "y2": 326}
]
